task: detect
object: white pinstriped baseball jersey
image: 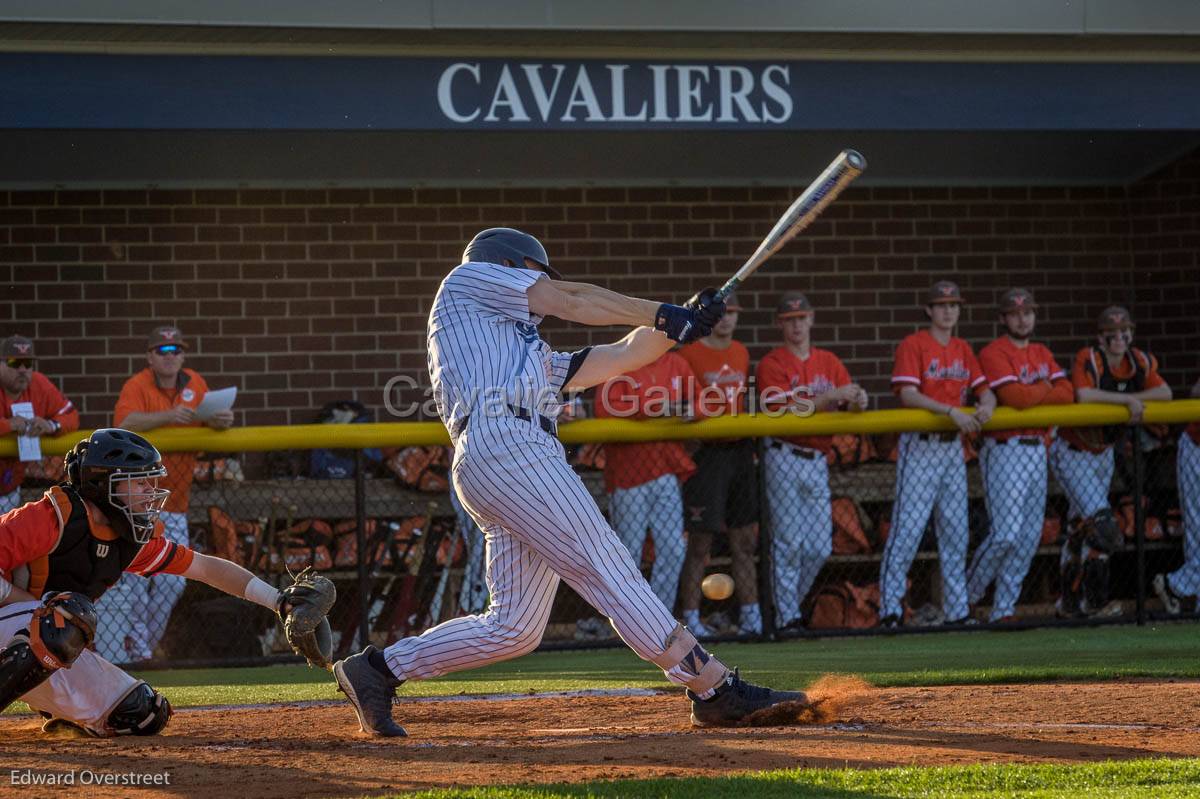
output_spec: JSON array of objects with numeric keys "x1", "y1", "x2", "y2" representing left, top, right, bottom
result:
[
  {"x1": 382, "y1": 260, "x2": 690, "y2": 685},
  {"x1": 428, "y1": 262, "x2": 579, "y2": 444}
]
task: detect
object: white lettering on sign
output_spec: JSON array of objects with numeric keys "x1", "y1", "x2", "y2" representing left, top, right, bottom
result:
[{"x1": 436, "y1": 62, "x2": 794, "y2": 125}]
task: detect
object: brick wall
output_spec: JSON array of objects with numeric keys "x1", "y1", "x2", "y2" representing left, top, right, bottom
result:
[{"x1": 2, "y1": 151, "x2": 1197, "y2": 429}]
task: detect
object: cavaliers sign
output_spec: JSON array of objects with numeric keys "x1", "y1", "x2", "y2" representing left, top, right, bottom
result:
[
  {"x1": 435, "y1": 62, "x2": 793, "y2": 125},
  {"x1": 0, "y1": 54, "x2": 1193, "y2": 130}
]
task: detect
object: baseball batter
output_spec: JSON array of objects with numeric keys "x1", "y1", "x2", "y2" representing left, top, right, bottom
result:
[
  {"x1": 0, "y1": 429, "x2": 327, "y2": 736},
  {"x1": 968, "y1": 289, "x2": 1074, "y2": 622},
  {"x1": 756, "y1": 291, "x2": 867, "y2": 631},
  {"x1": 879, "y1": 281, "x2": 995, "y2": 627},
  {"x1": 1154, "y1": 376, "x2": 1200, "y2": 616},
  {"x1": 1051, "y1": 306, "x2": 1171, "y2": 617},
  {"x1": 332, "y1": 227, "x2": 806, "y2": 736}
]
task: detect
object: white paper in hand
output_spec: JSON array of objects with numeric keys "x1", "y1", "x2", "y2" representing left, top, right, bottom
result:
[
  {"x1": 10, "y1": 402, "x2": 41, "y2": 462},
  {"x1": 195, "y1": 386, "x2": 237, "y2": 421}
]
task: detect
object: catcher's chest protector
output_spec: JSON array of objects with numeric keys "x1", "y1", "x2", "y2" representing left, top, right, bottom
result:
[{"x1": 19, "y1": 485, "x2": 140, "y2": 600}]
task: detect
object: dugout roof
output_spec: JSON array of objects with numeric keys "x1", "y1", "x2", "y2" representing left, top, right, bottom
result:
[{"x1": 0, "y1": 1, "x2": 1198, "y2": 188}]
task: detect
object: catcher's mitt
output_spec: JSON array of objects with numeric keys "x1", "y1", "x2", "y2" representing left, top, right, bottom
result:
[{"x1": 277, "y1": 567, "x2": 336, "y2": 669}]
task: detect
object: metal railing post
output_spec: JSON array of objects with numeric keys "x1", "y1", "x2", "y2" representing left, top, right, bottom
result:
[
  {"x1": 355, "y1": 448, "x2": 370, "y2": 648},
  {"x1": 1133, "y1": 431, "x2": 1146, "y2": 626},
  {"x1": 756, "y1": 437, "x2": 777, "y2": 638}
]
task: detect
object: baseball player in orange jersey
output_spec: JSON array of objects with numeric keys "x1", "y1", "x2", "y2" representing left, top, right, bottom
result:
[
  {"x1": 677, "y1": 294, "x2": 765, "y2": 636},
  {"x1": 756, "y1": 291, "x2": 867, "y2": 631},
  {"x1": 595, "y1": 351, "x2": 700, "y2": 611},
  {"x1": 1154, "y1": 376, "x2": 1200, "y2": 616},
  {"x1": 1051, "y1": 307, "x2": 1171, "y2": 617},
  {"x1": 968, "y1": 289, "x2": 1074, "y2": 621},
  {"x1": 1, "y1": 335, "x2": 80, "y2": 514},
  {"x1": 879, "y1": 281, "x2": 995, "y2": 628},
  {"x1": 0, "y1": 430, "x2": 315, "y2": 736}
]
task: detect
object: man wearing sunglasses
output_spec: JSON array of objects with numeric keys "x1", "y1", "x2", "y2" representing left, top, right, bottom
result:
[
  {"x1": 0, "y1": 334, "x2": 80, "y2": 514},
  {"x1": 1051, "y1": 306, "x2": 1172, "y2": 618},
  {"x1": 97, "y1": 326, "x2": 234, "y2": 664}
]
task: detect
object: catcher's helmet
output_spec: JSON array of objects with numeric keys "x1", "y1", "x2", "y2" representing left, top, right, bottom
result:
[
  {"x1": 65, "y1": 428, "x2": 169, "y2": 544},
  {"x1": 462, "y1": 227, "x2": 561, "y2": 279}
]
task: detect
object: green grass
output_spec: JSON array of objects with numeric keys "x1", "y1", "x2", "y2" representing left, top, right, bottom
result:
[
  {"x1": 8, "y1": 621, "x2": 1200, "y2": 712},
  {"x1": 398, "y1": 758, "x2": 1200, "y2": 798}
]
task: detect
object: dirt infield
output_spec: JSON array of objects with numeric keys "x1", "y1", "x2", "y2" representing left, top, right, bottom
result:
[{"x1": 3, "y1": 680, "x2": 1200, "y2": 798}]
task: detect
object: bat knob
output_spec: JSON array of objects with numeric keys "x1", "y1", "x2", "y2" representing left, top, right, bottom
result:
[{"x1": 844, "y1": 149, "x2": 867, "y2": 170}]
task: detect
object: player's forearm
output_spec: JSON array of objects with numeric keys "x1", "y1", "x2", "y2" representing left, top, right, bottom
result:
[
  {"x1": 995, "y1": 381, "x2": 1051, "y2": 410},
  {"x1": 1045, "y1": 378, "x2": 1075, "y2": 405},
  {"x1": 975, "y1": 388, "x2": 997, "y2": 414},
  {"x1": 897, "y1": 385, "x2": 955, "y2": 415},
  {"x1": 565, "y1": 327, "x2": 674, "y2": 392},
  {"x1": 0, "y1": 574, "x2": 37, "y2": 607},
  {"x1": 547, "y1": 280, "x2": 661, "y2": 327},
  {"x1": 118, "y1": 410, "x2": 171, "y2": 432},
  {"x1": 184, "y1": 552, "x2": 280, "y2": 610}
]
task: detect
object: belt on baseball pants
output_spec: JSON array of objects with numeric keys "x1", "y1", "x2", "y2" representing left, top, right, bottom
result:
[
  {"x1": 450, "y1": 405, "x2": 557, "y2": 438},
  {"x1": 916, "y1": 431, "x2": 958, "y2": 443},
  {"x1": 769, "y1": 440, "x2": 818, "y2": 460},
  {"x1": 996, "y1": 436, "x2": 1042, "y2": 447}
]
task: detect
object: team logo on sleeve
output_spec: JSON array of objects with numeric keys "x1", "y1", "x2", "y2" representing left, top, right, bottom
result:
[{"x1": 182, "y1": 388, "x2": 195, "y2": 402}]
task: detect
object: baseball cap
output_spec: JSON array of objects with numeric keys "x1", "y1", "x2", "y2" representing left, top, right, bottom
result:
[
  {"x1": 1, "y1": 335, "x2": 35, "y2": 359},
  {"x1": 147, "y1": 325, "x2": 189, "y2": 351},
  {"x1": 776, "y1": 291, "x2": 813, "y2": 318},
  {"x1": 927, "y1": 280, "x2": 963, "y2": 305},
  {"x1": 998, "y1": 288, "x2": 1038, "y2": 313},
  {"x1": 1097, "y1": 305, "x2": 1135, "y2": 331}
]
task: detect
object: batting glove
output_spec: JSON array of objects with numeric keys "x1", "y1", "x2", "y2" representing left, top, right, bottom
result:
[
  {"x1": 684, "y1": 286, "x2": 727, "y2": 329},
  {"x1": 655, "y1": 304, "x2": 708, "y2": 343}
]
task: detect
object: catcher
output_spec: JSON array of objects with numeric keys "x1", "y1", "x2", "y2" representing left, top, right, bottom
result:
[{"x1": 0, "y1": 428, "x2": 334, "y2": 737}]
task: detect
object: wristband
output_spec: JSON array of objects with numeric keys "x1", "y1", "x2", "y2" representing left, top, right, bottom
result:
[{"x1": 244, "y1": 575, "x2": 282, "y2": 611}]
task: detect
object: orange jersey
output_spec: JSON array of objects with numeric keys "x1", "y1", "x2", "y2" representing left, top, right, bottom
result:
[
  {"x1": 1, "y1": 372, "x2": 80, "y2": 494},
  {"x1": 678, "y1": 339, "x2": 750, "y2": 417},
  {"x1": 756, "y1": 346, "x2": 852, "y2": 454},
  {"x1": 0, "y1": 493, "x2": 193, "y2": 589},
  {"x1": 891, "y1": 330, "x2": 987, "y2": 407},
  {"x1": 979, "y1": 336, "x2": 1071, "y2": 442},
  {"x1": 114, "y1": 368, "x2": 210, "y2": 514},
  {"x1": 595, "y1": 352, "x2": 698, "y2": 492},
  {"x1": 1062, "y1": 347, "x2": 1165, "y2": 452}
]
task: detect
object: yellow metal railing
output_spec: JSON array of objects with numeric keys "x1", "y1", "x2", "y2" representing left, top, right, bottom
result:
[{"x1": 3, "y1": 400, "x2": 1199, "y2": 456}]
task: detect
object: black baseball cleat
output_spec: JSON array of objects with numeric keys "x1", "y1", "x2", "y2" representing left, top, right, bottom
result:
[
  {"x1": 1153, "y1": 573, "x2": 1182, "y2": 616},
  {"x1": 333, "y1": 646, "x2": 407, "y2": 737},
  {"x1": 688, "y1": 668, "x2": 808, "y2": 728}
]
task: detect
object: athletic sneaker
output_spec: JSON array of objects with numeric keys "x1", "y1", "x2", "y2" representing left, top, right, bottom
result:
[
  {"x1": 333, "y1": 645, "x2": 407, "y2": 737},
  {"x1": 1153, "y1": 573, "x2": 1182, "y2": 616},
  {"x1": 688, "y1": 668, "x2": 808, "y2": 727}
]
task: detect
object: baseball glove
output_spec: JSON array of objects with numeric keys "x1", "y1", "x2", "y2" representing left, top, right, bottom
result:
[{"x1": 276, "y1": 567, "x2": 337, "y2": 669}]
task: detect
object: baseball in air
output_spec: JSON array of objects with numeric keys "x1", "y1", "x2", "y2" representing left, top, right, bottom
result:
[{"x1": 701, "y1": 573, "x2": 735, "y2": 601}]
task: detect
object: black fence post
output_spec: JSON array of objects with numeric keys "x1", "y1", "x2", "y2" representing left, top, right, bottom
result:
[
  {"x1": 355, "y1": 448, "x2": 370, "y2": 649},
  {"x1": 1133, "y1": 430, "x2": 1146, "y2": 626},
  {"x1": 756, "y1": 436, "x2": 777, "y2": 638}
]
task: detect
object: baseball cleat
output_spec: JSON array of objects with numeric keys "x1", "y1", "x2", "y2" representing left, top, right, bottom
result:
[
  {"x1": 688, "y1": 668, "x2": 808, "y2": 728},
  {"x1": 1153, "y1": 573, "x2": 1182, "y2": 616},
  {"x1": 333, "y1": 646, "x2": 407, "y2": 737}
]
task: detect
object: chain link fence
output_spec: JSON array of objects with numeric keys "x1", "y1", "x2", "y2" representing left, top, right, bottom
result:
[{"x1": 11, "y1": 417, "x2": 1198, "y2": 667}]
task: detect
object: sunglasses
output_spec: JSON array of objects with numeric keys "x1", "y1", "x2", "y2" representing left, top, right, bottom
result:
[
  {"x1": 153, "y1": 345, "x2": 183, "y2": 356},
  {"x1": 4, "y1": 358, "x2": 34, "y2": 369}
]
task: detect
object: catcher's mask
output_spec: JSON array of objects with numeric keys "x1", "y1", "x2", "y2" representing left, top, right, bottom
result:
[
  {"x1": 65, "y1": 428, "x2": 170, "y2": 544},
  {"x1": 462, "y1": 227, "x2": 562, "y2": 279}
]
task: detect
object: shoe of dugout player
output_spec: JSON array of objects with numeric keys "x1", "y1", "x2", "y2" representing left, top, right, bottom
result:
[
  {"x1": 333, "y1": 646, "x2": 407, "y2": 737},
  {"x1": 944, "y1": 615, "x2": 978, "y2": 627},
  {"x1": 1080, "y1": 599, "x2": 1123, "y2": 618},
  {"x1": 688, "y1": 668, "x2": 808, "y2": 728},
  {"x1": 878, "y1": 614, "x2": 901, "y2": 630},
  {"x1": 1153, "y1": 573, "x2": 1182, "y2": 616}
]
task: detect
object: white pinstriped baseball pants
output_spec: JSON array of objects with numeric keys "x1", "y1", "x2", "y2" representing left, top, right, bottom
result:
[
  {"x1": 879, "y1": 433, "x2": 970, "y2": 622},
  {"x1": 1048, "y1": 437, "x2": 1114, "y2": 521},
  {"x1": 382, "y1": 423, "x2": 679, "y2": 681},
  {"x1": 1167, "y1": 433, "x2": 1200, "y2": 598}
]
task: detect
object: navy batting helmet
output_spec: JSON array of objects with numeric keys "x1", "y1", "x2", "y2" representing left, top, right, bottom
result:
[
  {"x1": 462, "y1": 228, "x2": 562, "y2": 279},
  {"x1": 66, "y1": 428, "x2": 169, "y2": 544}
]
